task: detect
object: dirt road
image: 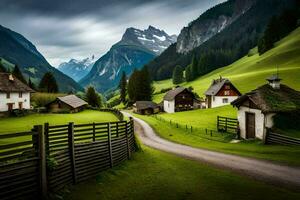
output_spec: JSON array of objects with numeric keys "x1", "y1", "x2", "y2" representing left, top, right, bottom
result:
[{"x1": 124, "y1": 112, "x2": 300, "y2": 191}]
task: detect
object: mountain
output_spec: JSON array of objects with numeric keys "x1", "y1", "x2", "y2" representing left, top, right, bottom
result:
[
  {"x1": 146, "y1": 0, "x2": 298, "y2": 81},
  {"x1": 80, "y1": 26, "x2": 177, "y2": 92},
  {"x1": 0, "y1": 25, "x2": 83, "y2": 92},
  {"x1": 58, "y1": 57, "x2": 95, "y2": 81}
]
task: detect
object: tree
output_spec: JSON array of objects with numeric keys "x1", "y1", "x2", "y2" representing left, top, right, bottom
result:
[
  {"x1": 13, "y1": 65, "x2": 26, "y2": 84},
  {"x1": 172, "y1": 65, "x2": 184, "y2": 84},
  {"x1": 185, "y1": 65, "x2": 193, "y2": 82},
  {"x1": 85, "y1": 86, "x2": 102, "y2": 108},
  {"x1": 127, "y1": 66, "x2": 153, "y2": 103},
  {"x1": 119, "y1": 71, "x2": 127, "y2": 104},
  {"x1": 39, "y1": 72, "x2": 59, "y2": 93},
  {"x1": 28, "y1": 78, "x2": 36, "y2": 90},
  {"x1": 191, "y1": 55, "x2": 198, "y2": 77},
  {"x1": 0, "y1": 59, "x2": 5, "y2": 72}
]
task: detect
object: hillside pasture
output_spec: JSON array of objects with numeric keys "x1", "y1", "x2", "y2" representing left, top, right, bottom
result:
[{"x1": 152, "y1": 28, "x2": 300, "y2": 103}]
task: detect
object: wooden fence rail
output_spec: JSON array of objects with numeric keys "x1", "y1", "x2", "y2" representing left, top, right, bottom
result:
[
  {"x1": 0, "y1": 118, "x2": 136, "y2": 200},
  {"x1": 266, "y1": 130, "x2": 300, "y2": 145},
  {"x1": 217, "y1": 116, "x2": 238, "y2": 133}
]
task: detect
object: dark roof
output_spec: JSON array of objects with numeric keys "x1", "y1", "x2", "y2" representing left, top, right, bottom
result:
[
  {"x1": 134, "y1": 101, "x2": 158, "y2": 110},
  {"x1": 205, "y1": 78, "x2": 231, "y2": 96},
  {"x1": 231, "y1": 84, "x2": 300, "y2": 113},
  {"x1": 163, "y1": 87, "x2": 190, "y2": 101},
  {"x1": 57, "y1": 95, "x2": 88, "y2": 108},
  {"x1": 0, "y1": 73, "x2": 34, "y2": 92}
]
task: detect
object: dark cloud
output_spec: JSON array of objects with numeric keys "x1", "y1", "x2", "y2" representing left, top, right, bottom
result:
[{"x1": 0, "y1": 0, "x2": 224, "y2": 66}]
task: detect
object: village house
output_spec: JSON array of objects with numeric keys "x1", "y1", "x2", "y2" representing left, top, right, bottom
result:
[
  {"x1": 163, "y1": 87, "x2": 196, "y2": 113},
  {"x1": 0, "y1": 73, "x2": 34, "y2": 112},
  {"x1": 205, "y1": 77, "x2": 241, "y2": 108},
  {"x1": 133, "y1": 101, "x2": 160, "y2": 115},
  {"x1": 46, "y1": 95, "x2": 88, "y2": 113},
  {"x1": 231, "y1": 75, "x2": 300, "y2": 140}
]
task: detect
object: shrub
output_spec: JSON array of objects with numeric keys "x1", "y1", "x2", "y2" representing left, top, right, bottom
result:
[{"x1": 31, "y1": 93, "x2": 65, "y2": 107}]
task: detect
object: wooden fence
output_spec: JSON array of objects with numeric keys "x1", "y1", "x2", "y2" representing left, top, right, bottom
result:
[
  {"x1": 217, "y1": 116, "x2": 238, "y2": 133},
  {"x1": 0, "y1": 118, "x2": 135, "y2": 199},
  {"x1": 265, "y1": 130, "x2": 300, "y2": 145}
]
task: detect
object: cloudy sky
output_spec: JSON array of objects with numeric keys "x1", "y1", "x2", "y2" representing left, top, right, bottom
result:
[{"x1": 0, "y1": 0, "x2": 224, "y2": 67}]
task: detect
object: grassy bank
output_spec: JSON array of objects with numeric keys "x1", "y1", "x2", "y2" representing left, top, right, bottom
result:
[{"x1": 65, "y1": 146, "x2": 300, "y2": 200}]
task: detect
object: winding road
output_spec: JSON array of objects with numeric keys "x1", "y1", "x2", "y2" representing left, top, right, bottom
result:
[{"x1": 123, "y1": 112, "x2": 300, "y2": 191}]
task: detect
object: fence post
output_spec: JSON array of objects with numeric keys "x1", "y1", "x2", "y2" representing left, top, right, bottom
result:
[
  {"x1": 92, "y1": 122, "x2": 96, "y2": 142},
  {"x1": 225, "y1": 118, "x2": 228, "y2": 132},
  {"x1": 34, "y1": 125, "x2": 48, "y2": 199},
  {"x1": 68, "y1": 122, "x2": 77, "y2": 184},
  {"x1": 264, "y1": 128, "x2": 269, "y2": 144},
  {"x1": 44, "y1": 123, "x2": 50, "y2": 156},
  {"x1": 108, "y1": 123, "x2": 113, "y2": 168},
  {"x1": 125, "y1": 121, "x2": 131, "y2": 159},
  {"x1": 116, "y1": 122, "x2": 119, "y2": 138}
]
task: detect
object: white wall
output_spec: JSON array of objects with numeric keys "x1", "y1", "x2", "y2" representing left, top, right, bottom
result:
[
  {"x1": 238, "y1": 106, "x2": 275, "y2": 140},
  {"x1": 211, "y1": 96, "x2": 238, "y2": 108},
  {"x1": 0, "y1": 92, "x2": 31, "y2": 112},
  {"x1": 163, "y1": 100, "x2": 175, "y2": 113}
]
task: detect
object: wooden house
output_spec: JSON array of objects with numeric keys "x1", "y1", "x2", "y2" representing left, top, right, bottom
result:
[
  {"x1": 47, "y1": 95, "x2": 88, "y2": 113},
  {"x1": 0, "y1": 73, "x2": 34, "y2": 112},
  {"x1": 163, "y1": 87, "x2": 196, "y2": 113},
  {"x1": 231, "y1": 75, "x2": 300, "y2": 140},
  {"x1": 133, "y1": 101, "x2": 160, "y2": 115},
  {"x1": 205, "y1": 77, "x2": 241, "y2": 108}
]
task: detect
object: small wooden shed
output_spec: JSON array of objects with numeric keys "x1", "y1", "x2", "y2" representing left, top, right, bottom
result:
[
  {"x1": 133, "y1": 101, "x2": 160, "y2": 115},
  {"x1": 47, "y1": 95, "x2": 88, "y2": 113}
]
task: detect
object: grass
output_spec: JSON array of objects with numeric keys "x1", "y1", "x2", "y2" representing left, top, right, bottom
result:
[
  {"x1": 130, "y1": 107, "x2": 300, "y2": 166},
  {"x1": 65, "y1": 145, "x2": 300, "y2": 200},
  {"x1": 0, "y1": 110, "x2": 118, "y2": 144},
  {"x1": 151, "y1": 27, "x2": 300, "y2": 103}
]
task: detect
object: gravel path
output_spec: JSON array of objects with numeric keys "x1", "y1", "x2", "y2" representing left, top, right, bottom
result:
[{"x1": 124, "y1": 112, "x2": 300, "y2": 191}]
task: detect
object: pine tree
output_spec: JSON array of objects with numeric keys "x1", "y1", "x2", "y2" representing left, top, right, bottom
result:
[
  {"x1": 85, "y1": 86, "x2": 102, "y2": 108},
  {"x1": 13, "y1": 65, "x2": 26, "y2": 84},
  {"x1": 0, "y1": 59, "x2": 5, "y2": 72},
  {"x1": 28, "y1": 78, "x2": 36, "y2": 90},
  {"x1": 191, "y1": 55, "x2": 198, "y2": 77},
  {"x1": 172, "y1": 65, "x2": 184, "y2": 84},
  {"x1": 119, "y1": 71, "x2": 127, "y2": 104},
  {"x1": 185, "y1": 65, "x2": 193, "y2": 82},
  {"x1": 39, "y1": 72, "x2": 59, "y2": 93}
]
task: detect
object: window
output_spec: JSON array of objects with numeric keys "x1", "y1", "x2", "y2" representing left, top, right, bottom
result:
[
  {"x1": 19, "y1": 102, "x2": 23, "y2": 109},
  {"x1": 224, "y1": 91, "x2": 230, "y2": 96},
  {"x1": 223, "y1": 98, "x2": 229, "y2": 103},
  {"x1": 6, "y1": 92, "x2": 10, "y2": 99},
  {"x1": 19, "y1": 92, "x2": 23, "y2": 98},
  {"x1": 7, "y1": 103, "x2": 14, "y2": 111}
]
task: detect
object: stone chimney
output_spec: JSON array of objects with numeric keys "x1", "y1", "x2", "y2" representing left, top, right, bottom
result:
[
  {"x1": 8, "y1": 74, "x2": 14, "y2": 81},
  {"x1": 266, "y1": 74, "x2": 281, "y2": 89}
]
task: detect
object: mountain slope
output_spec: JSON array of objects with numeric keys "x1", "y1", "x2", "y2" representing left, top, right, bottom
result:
[
  {"x1": 152, "y1": 27, "x2": 300, "y2": 102},
  {"x1": 147, "y1": 0, "x2": 297, "y2": 81},
  {"x1": 58, "y1": 57, "x2": 94, "y2": 81},
  {"x1": 0, "y1": 25, "x2": 83, "y2": 92},
  {"x1": 80, "y1": 26, "x2": 176, "y2": 92}
]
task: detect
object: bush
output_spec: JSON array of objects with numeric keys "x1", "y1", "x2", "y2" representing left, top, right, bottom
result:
[{"x1": 31, "y1": 93, "x2": 65, "y2": 107}]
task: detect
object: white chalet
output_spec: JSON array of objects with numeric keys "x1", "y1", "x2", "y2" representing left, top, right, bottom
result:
[
  {"x1": 205, "y1": 77, "x2": 241, "y2": 108},
  {"x1": 0, "y1": 73, "x2": 34, "y2": 112}
]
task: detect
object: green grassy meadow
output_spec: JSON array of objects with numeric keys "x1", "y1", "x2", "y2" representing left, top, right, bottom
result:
[
  {"x1": 130, "y1": 108, "x2": 300, "y2": 166},
  {"x1": 0, "y1": 110, "x2": 118, "y2": 144},
  {"x1": 152, "y1": 27, "x2": 300, "y2": 103},
  {"x1": 65, "y1": 145, "x2": 300, "y2": 200}
]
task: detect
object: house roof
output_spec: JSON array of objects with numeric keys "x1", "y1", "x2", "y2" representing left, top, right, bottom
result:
[
  {"x1": 0, "y1": 73, "x2": 35, "y2": 93},
  {"x1": 163, "y1": 87, "x2": 189, "y2": 101},
  {"x1": 134, "y1": 101, "x2": 158, "y2": 110},
  {"x1": 204, "y1": 77, "x2": 240, "y2": 96},
  {"x1": 57, "y1": 95, "x2": 88, "y2": 109},
  {"x1": 231, "y1": 84, "x2": 300, "y2": 113}
]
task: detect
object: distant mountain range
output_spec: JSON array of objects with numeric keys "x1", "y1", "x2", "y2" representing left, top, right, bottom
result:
[
  {"x1": 80, "y1": 26, "x2": 177, "y2": 92},
  {"x1": 146, "y1": 0, "x2": 298, "y2": 81},
  {"x1": 58, "y1": 57, "x2": 95, "y2": 81},
  {"x1": 0, "y1": 25, "x2": 83, "y2": 92}
]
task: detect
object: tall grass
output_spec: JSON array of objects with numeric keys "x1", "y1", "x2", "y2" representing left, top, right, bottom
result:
[{"x1": 31, "y1": 93, "x2": 66, "y2": 107}]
